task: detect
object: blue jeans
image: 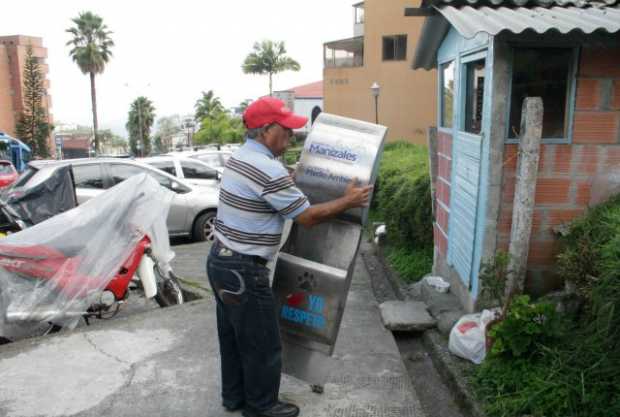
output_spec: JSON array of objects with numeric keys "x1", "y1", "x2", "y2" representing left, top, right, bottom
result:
[{"x1": 206, "y1": 243, "x2": 281, "y2": 411}]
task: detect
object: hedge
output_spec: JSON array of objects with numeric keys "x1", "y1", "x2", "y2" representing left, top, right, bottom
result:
[
  {"x1": 374, "y1": 142, "x2": 432, "y2": 249},
  {"x1": 372, "y1": 141, "x2": 433, "y2": 282}
]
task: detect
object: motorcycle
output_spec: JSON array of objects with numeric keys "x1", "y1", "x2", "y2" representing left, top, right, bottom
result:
[{"x1": 0, "y1": 171, "x2": 184, "y2": 343}]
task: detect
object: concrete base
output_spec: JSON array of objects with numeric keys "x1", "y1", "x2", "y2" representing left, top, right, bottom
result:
[
  {"x1": 0, "y1": 249, "x2": 425, "y2": 417},
  {"x1": 379, "y1": 301, "x2": 436, "y2": 332}
]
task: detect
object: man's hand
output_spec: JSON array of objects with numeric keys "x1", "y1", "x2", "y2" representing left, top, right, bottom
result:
[
  {"x1": 295, "y1": 177, "x2": 373, "y2": 227},
  {"x1": 344, "y1": 177, "x2": 373, "y2": 209}
]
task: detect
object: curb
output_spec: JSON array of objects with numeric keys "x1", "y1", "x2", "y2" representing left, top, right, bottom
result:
[
  {"x1": 363, "y1": 241, "x2": 487, "y2": 417},
  {"x1": 360, "y1": 242, "x2": 406, "y2": 301},
  {"x1": 422, "y1": 330, "x2": 487, "y2": 417},
  {"x1": 176, "y1": 276, "x2": 212, "y2": 302}
]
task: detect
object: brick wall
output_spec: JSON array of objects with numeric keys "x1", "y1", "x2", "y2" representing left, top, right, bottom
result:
[
  {"x1": 498, "y1": 44, "x2": 620, "y2": 295},
  {"x1": 434, "y1": 130, "x2": 452, "y2": 258}
]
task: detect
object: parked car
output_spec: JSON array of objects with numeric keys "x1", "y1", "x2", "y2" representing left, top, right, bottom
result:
[
  {"x1": 140, "y1": 155, "x2": 221, "y2": 188},
  {"x1": 9, "y1": 158, "x2": 218, "y2": 242},
  {"x1": 184, "y1": 150, "x2": 232, "y2": 173},
  {"x1": 0, "y1": 161, "x2": 18, "y2": 189}
]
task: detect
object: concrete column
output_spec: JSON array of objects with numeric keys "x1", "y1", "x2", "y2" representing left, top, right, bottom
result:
[{"x1": 505, "y1": 97, "x2": 544, "y2": 298}]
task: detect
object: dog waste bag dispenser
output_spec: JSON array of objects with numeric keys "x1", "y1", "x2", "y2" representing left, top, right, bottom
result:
[{"x1": 273, "y1": 113, "x2": 387, "y2": 386}]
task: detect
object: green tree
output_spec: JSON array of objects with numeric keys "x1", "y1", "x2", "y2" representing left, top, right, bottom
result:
[
  {"x1": 126, "y1": 96, "x2": 155, "y2": 156},
  {"x1": 99, "y1": 129, "x2": 128, "y2": 154},
  {"x1": 15, "y1": 45, "x2": 52, "y2": 158},
  {"x1": 194, "y1": 90, "x2": 224, "y2": 122},
  {"x1": 154, "y1": 115, "x2": 182, "y2": 153},
  {"x1": 242, "y1": 40, "x2": 300, "y2": 96},
  {"x1": 66, "y1": 11, "x2": 114, "y2": 154},
  {"x1": 194, "y1": 112, "x2": 244, "y2": 146},
  {"x1": 237, "y1": 99, "x2": 252, "y2": 114}
]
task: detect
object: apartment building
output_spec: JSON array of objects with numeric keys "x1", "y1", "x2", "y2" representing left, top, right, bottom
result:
[
  {"x1": 323, "y1": 1, "x2": 436, "y2": 144},
  {"x1": 0, "y1": 35, "x2": 54, "y2": 156}
]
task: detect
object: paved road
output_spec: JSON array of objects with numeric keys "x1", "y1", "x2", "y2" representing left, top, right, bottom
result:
[{"x1": 0, "y1": 240, "x2": 426, "y2": 417}]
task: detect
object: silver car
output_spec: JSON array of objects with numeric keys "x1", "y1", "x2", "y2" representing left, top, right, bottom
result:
[
  {"x1": 140, "y1": 155, "x2": 221, "y2": 188},
  {"x1": 11, "y1": 158, "x2": 219, "y2": 242},
  {"x1": 185, "y1": 150, "x2": 232, "y2": 173}
]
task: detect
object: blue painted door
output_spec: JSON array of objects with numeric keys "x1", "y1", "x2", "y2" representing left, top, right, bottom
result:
[{"x1": 448, "y1": 52, "x2": 487, "y2": 289}]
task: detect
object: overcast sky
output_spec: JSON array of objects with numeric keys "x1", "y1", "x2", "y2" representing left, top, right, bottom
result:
[{"x1": 4, "y1": 0, "x2": 356, "y2": 136}]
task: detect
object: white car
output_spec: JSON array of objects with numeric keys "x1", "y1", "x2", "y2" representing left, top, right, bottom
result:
[
  {"x1": 186, "y1": 150, "x2": 232, "y2": 174},
  {"x1": 11, "y1": 158, "x2": 219, "y2": 242},
  {"x1": 141, "y1": 155, "x2": 221, "y2": 188}
]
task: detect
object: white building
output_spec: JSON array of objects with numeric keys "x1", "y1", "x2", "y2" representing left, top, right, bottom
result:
[{"x1": 273, "y1": 81, "x2": 323, "y2": 135}]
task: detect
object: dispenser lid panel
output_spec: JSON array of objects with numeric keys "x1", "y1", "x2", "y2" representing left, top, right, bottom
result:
[{"x1": 295, "y1": 113, "x2": 387, "y2": 225}]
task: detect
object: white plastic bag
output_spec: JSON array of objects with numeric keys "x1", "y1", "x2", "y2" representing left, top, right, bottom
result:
[
  {"x1": 424, "y1": 276, "x2": 450, "y2": 293},
  {"x1": 448, "y1": 309, "x2": 499, "y2": 364}
]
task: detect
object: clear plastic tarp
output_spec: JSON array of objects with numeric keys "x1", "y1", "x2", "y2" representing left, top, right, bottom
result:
[{"x1": 0, "y1": 173, "x2": 174, "y2": 341}]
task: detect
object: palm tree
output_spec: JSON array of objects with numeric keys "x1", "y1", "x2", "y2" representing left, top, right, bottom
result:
[
  {"x1": 194, "y1": 90, "x2": 224, "y2": 122},
  {"x1": 66, "y1": 11, "x2": 114, "y2": 154},
  {"x1": 242, "y1": 40, "x2": 300, "y2": 96},
  {"x1": 126, "y1": 96, "x2": 155, "y2": 157},
  {"x1": 238, "y1": 99, "x2": 252, "y2": 114}
]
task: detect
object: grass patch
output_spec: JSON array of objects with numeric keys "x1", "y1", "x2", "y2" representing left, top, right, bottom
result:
[{"x1": 384, "y1": 245, "x2": 433, "y2": 284}]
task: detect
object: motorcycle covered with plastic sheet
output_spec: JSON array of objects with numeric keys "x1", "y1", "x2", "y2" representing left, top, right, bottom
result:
[
  {"x1": 0, "y1": 165, "x2": 78, "y2": 234},
  {"x1": 0, "y1": 173, "x2": 183, "y2": 343},
  {"x1": 6, "y1": 164, "x2": 78, "y2": 226}
]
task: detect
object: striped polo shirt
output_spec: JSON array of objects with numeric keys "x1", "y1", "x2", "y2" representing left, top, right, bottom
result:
[{"x1": 214, "y1": 138, "x2": 310, "y2": 260}]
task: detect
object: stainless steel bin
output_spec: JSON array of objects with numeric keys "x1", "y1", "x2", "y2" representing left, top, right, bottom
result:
[{"x1": 272, "y1": 113, "x2": 387, "y2": 387}]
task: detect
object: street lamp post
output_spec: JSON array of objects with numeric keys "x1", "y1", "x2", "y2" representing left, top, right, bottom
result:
[
  {"x1": 184, "y1": 118, "x2": 195, "y2": 149},
  {"x1": 371, "y1": 82, "x2": 380, "y2": 124},
  {"x1": 137, "y1": 99, "x2": 144, "y2": 157}
]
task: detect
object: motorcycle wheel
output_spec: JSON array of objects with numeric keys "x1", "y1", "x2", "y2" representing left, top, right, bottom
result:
[{"x1": 153, "y1": 267, "x2": 184, "y2": 307}]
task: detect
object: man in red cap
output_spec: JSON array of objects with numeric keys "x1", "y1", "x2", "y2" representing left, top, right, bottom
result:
[{"x1": 206, "y1": 97, "x2": 372, "y2": 417}]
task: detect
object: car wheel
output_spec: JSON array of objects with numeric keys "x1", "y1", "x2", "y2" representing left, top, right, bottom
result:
[{"x1": 192, "y1": 211, "x2": 216, "y2": 242}]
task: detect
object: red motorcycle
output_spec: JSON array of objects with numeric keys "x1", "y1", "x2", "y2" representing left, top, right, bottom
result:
[{"x1": 0, "y1": 170, "x2": 184, "y2": 343}]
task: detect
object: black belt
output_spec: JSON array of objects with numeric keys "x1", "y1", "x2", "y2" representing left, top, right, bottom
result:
[{"x1": 213, "y1": 239, "x2": 268, "y2": 266}]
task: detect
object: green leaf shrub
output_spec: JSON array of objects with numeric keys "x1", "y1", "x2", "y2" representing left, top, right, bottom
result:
[
  {"x1": 371, "y1": 141, "x2": 433, "y2": 282},
  {"x1": 488, "y1": 295, "x2": 562, "y2": 358},
  {"x1": 557, "y1": 193, "x2": 620, "y2": 302},
  {"x1": 474, "y1": 194, "x2": 620, "y2": 417},
  {"x1": 375, "y1": 142, "x2": 432, "y2": 249},
  {"x1": 479, "y1": 251, "x2": 510, "y2": 310}
]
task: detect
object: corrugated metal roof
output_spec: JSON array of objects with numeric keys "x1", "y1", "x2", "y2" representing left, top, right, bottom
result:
[
  {"x1": 423, "y1": 0, "x2": 618, "y2": 7},
  {"x1": 412, "y1": 2, "x2": 620, "y2": 69},
  {"x1": 437, "y1": 5, "x2": 620, "y2": 38}
]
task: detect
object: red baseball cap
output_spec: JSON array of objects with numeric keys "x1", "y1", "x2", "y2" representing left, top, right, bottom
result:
[{"x1": 243, "y1": 97, "x2": 308, "y2": 129}]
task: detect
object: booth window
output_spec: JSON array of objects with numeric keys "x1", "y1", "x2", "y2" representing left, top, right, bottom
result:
[
  {"x1": 464, "y1": 59, "x2": 486, "y2": 135},
  {"x1": 508, "y1": 47, "x2": 573, "y2": 140},
  {"x1": 383, "y1": 35, "x2": 407, "y2": 61},
  {"x1": 440, "y1": 61, "x2": 455, "y2": 128}
]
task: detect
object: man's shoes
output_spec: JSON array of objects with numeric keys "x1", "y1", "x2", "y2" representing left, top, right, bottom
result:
[
  {"x1": 242, "y1": 401, "x2": 300, "y2": 417},
  {"x1": 223, "y1": 402, "x2": 245, "y2": 412}
]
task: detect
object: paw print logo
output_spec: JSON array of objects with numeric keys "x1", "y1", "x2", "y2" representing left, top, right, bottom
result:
[{"x1": 297, "y1": 271, "x2": 316, "y2": 292}]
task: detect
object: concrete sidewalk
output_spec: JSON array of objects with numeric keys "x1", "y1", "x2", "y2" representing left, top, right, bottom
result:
[{"x1": 0, "y1": 246, "x2": 425, "y2": 417}]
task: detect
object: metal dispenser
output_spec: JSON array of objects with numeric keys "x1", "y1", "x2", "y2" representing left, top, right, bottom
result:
[{"x1": 272, "y1": 113, "x2": 387, "y2": 387}]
